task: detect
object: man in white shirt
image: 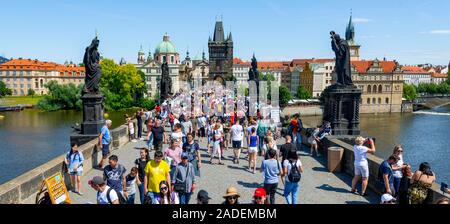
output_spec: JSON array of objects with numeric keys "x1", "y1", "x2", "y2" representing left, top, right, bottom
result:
[
  {"x1": 89, "y1": 176, "x2": 119, "y2": 204},
  {"x1": 230, "y1": 119, "x2": 244, "y2": 164}
]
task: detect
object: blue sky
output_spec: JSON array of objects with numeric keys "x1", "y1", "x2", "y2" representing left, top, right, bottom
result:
[{"x1": 1, "y1": 0, "x2": 449, "y2": 65}]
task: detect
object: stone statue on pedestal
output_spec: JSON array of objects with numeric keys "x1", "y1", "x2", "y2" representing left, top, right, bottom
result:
[
  {"x1": 160, "y1": 61, "x2": 172, "y2": 101},
  {"x1": 322, "y1": 31, "x2": 361, "y2": 136},
  {"x1": 330, "y1": 31, "x2": 353, "y2": 86},
  {"x1": 71, "y1": 36, "x2": 105, "y2": 146},
  {"x1": 83, "y1": 37, "x2": 102, "y2": 94}
]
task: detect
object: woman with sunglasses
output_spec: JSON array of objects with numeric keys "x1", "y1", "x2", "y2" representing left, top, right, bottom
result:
[
  {"x1": 155, "y1": 181, "x2": 179, "y2": 204},
  {"x1": 221, "y1": 186, "x2": 240, "y2": 205},
  {"x1": 392, "y1": 145, "x2": 407, "y2": 198},
  {"x1": 252, "y1": 188, "x2": 267, "y2": 204}
]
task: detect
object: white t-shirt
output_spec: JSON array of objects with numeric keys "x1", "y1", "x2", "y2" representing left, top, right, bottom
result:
[
  {"x1": 393, "y1": 155, "x2": 404, "y2": 178},
  {"x1": 231, "y1": 124, "x2": 244, "y2": 141},
  {"x1": 354, "y1": 145, "x2": 369, "y2": 166},
  {"x1": 128, "y1": 122, "x2": 134, "y2": 134},
  {"x1": 283, "y1": 159, "x2": 303, "y2": 183},
  {"x1": 171, "y1": 131, "x2": 184, "y2": 142},
  {"x1": 97, "y1": 186, "x2": 119, "y2": 204}
]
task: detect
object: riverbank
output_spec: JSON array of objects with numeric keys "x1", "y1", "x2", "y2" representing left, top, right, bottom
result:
[{"x1": 0, "y1": 96, "x2": 42, "y2": 106}]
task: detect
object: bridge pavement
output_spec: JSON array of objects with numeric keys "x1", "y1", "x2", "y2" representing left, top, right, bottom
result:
[{"x1": 37, "y1": 127, "x2": 379, "y2": 204}]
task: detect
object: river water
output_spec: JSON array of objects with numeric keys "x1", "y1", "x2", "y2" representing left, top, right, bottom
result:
[
  {"x1": 0, "y1": 109, "x2": 138, "y2": 185},
  {"x1": 302, "y1": 104, "x2": 450, "y2": 184},
  {"x1": 0, "y1": 107, "x2": 449, "y2": 185}
]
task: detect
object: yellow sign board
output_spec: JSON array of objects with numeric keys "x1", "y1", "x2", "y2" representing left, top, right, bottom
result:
[{"x1": 44, "y1": 172, "x2": 71, "y2": 204}]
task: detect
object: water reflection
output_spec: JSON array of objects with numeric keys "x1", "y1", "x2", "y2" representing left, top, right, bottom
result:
[
  {"x1": 0, "y1": 109, "x2": 138, "y2": 185},
  {"x1": 303, "y1": 105, "x2": 450, "y2": 183}
]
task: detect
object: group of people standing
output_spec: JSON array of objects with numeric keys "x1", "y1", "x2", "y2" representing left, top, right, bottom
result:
[{"x1": 351, "y1": 137, "x2": 442, "y2": 204}]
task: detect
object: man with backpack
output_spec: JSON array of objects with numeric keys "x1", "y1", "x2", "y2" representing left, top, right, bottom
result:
[
  {"x1": 282, "y1": 150, "x2": 303, "y2": 204},
  {"x1": 103, "y1": 155, "x2": 127, "y2": 204},
  {"x1": 89, "y1": 176, "x2": 119, "y2": 204}
]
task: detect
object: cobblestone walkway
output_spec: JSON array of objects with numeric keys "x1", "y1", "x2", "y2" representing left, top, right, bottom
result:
[{"x1": 65, "y1": 127, "x2": 378, "y2": 204}]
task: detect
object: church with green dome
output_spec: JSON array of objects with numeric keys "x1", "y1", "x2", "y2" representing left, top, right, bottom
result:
[{"x1": 135, "y1": 33, "x2": 181, "y2": 98}]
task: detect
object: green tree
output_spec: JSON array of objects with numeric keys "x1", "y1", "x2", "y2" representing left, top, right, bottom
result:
[
  {"x1": 403, "y1": 83, "x2": 418, "y2": 100},
  {"x1": 37, "y1": 81, "x2": 83, "y2": 111},
  {"x1": 100, "y1": 59, "x2": 147, "y2": 111},
  {"x1": 224, "y1": 74, "x2": 237, "y2": 82},
  {"x1": 437, "y1": 82, "x2": 450, "y2": 94},
  {"x1": 279, "y1": 86, "x2": 292, "y2": 106},
  {"x1": 297, "y1": 86, "x2": 312, "y2": 99},
  {"x1": 27, "y1": 89, "x2": 36, "y2": 98},
  {"x1": 0, "y1": 81, "x2": 13, "y2": 98}
]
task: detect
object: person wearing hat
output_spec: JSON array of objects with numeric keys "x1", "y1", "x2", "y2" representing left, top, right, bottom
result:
[
  {"x1": 172, "y1": 152, "x2": 196, "y2": 204},
  {"x1": 89, "y1": 176, "x2": 119, "y2": 204},
  {"x1": 381, "y1": 193, "x2": 396, "y2": 204},
  {"x1": 197, "y1": 190, "x2": 211, "y2": 204},
  {"x1": 252, "y1": 188, "x2": 267, "y2": 204},
  {"x1": 222, "y1": 186, "x2": 240, "y2": 204}
]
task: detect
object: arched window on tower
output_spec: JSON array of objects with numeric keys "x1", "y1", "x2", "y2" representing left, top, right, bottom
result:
[
  {"x1": 378, "y1": 98, "x2": 381, "y2": 104},
  {"x1": 373, "y1": 85, "x2": 378, "y2": 93},
  {"x1": 372, "y1": 98, "x2": 376, "y2": 104},
  {"x1": 386, "y1": 98, "x2": 389, "y2": 104},
  {"x1": 367, "y1": 98, "x2": 370, "y2": 104},
  {"x1": 367, "y1": 85, "x2": 372, "y2": 93},
  {"x1": 378, "y1": 85, "x2": 383, "y2": 93}
]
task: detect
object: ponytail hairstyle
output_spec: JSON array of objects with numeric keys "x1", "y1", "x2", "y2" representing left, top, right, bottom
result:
[{"x1": 419, "y1": 162, "x2": 433, "y2": 176}]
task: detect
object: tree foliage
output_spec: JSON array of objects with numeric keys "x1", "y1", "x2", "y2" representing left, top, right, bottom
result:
[
  {"x1": 27, "y1": 89, "x2": 36, "y2": 98},
  {"x1": 417, "y1": 82, "x2": 450, "y2": 94},
  {"x1": 279, "y1": 86, "x2": 292, "y2": 106},
  {"x1": 100, "y1": 59, "x2": 148, "y2": 111},
  {"x1": 403, "y1": 83, "x2": 418, "y2": 100},
  {"x1": 0, "y1": 80, "x2": 13, "y2": 98},
  {"x1": 297, "y1": 86, "x2": 312, "y2": 99},
  {"x1": 37, "y1": 81, "x2": 83, "y2": 111}
]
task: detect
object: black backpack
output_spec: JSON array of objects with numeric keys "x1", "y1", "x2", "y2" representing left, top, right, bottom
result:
[
  {"x1": 288, "y1": 161, "x2": 301, "y2": 183},
  {"x1": 101, "y1": 187, "x2": 127, "y2": 204}
]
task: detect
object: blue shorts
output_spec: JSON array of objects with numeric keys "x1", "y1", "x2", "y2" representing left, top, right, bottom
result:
[
  {"x1": 69, "y1": 170, "x2": 83, "y2": 176},
  {"x1": 102, "y1": 144, "x2": 110, "y2": 156}
]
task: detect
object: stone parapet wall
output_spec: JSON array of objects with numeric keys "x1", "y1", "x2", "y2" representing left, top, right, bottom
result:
[{"x1": 0, "y1": 124, "x2": 129, "y2": 204}]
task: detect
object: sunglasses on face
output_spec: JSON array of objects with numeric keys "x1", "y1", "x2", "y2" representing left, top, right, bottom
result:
[
  {"x1": 227, "y1": 196, "x2": 237, "y2": 200},
  {"x1": 254, "y1": 197, "x2": 263, "y2": 200},
  {"x1": 160, "y1": 187, "x2": 168, "y2": 191}
]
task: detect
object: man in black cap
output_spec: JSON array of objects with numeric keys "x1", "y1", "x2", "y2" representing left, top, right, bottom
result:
[
  {"x1": 88, "y1": 176, "x2": 119, "y2": 204},
  {"x1": 197, "y1": 190, "x2": 211, "y2": 204}
]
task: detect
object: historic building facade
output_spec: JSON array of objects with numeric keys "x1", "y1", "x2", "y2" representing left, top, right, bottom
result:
[
  {"x1": 352, "y1": 59, "x2": 404, "y2": 113},
  {"x1": 401, "y1": 66, "x2": 432, "y2": 86},
  {"x1": 208, "y1": 20, "x2": 233, "y2": 83},
  {"x1": 0, "y1": 58, "x2": 85, "y2": 96},
  {"x1": 232, "y1": 58, "x2": 250, "y2": 87},
  {"x1": 258, "y1": 61, "x2": 288, "y2": 85},
  {"x1": 135, "y1": 33, "x2": 180, "y2": 97},
  {"x1": 180, "y1": 50, "x2": 210, "y2": 86}
]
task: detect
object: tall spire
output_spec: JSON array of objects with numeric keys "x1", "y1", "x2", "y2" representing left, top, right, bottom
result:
[
  {"x1": 213, "y1": 20, "x2": 225, "y2": 42},
  {"x1": 202, "y1": 49, "x2": 206, "y2": 61},
  {"x1": 227, "y1": 32, "x2": 233, "y2": 42},
  {"x1": 346, "y1": 11, "x2": 355, "y2": 41}
]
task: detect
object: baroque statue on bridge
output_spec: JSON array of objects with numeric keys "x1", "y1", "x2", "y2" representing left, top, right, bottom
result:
[
  {"x1": 330, "y1": 31, "x2": 354, "y2": 86},
  {"x1": 83, "y1": 36, "x2": 102, "y2": 94}
]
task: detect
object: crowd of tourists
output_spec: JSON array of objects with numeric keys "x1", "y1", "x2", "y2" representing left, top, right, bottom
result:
[{"x1": 62, "y1": 88, "x2": 449, "y2": 205}]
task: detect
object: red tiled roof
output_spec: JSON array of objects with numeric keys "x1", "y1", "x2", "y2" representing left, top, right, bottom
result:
[
  {"x1": 431, "y1": 73, "x2": 448, "y2": 78},
  {"x1": 258, "y1": 61, "x2": 287, "y2": 70},
  {"x1": 291, "y1": 58, "x2": 334, "y2": 66},
  {"x1": 351, "y1": 60, "x2": 397, "y2": 74},
  {"x1": 0, "y1": 58, "x2": 85, "y2": 77},
  {"x1": 233, "y1": 58, "x2": 250, "y2": 65},
  {"x1": 401, "y1": 66, "x2": 429, "y2": 74}
]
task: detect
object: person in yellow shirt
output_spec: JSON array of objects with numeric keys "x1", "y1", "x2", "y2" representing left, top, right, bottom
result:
[{"x1": 144, "y1": 150, "x2": 171, "y2": 203}]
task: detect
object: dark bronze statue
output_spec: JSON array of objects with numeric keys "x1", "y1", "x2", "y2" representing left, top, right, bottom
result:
[
  {"x1": 331, "y1": 31, "x2": 353, "y2": 86},
  {"x1": 248, "y1": 54, "x2": 259, "y2": 82},
  {"x1": 83, "y1": 37, "x2": 102, "y2": 94},
  {"x1": 160, "y1": 61, "x2": 172, "y2": 100}
]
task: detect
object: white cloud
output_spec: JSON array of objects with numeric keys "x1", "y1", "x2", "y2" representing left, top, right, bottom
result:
[
  {"x1": 429, "y1": 30, "x2": 450, "y2": 34},
  {"x1": 353, "y1": 18, "x2": 373, "y2": 23}
]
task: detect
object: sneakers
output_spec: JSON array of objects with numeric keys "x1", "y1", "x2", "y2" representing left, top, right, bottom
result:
[{"x1": 77, "y1": 192, "x2": 84, "y2": 196}]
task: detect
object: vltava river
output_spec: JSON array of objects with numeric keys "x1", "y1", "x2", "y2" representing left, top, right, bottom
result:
[
  {"x1": 0, "y1": 109, "x2": 137, "y2": 185},
  {"x1": 303, "y1": 104, "x2": 450, "y2": 184}
]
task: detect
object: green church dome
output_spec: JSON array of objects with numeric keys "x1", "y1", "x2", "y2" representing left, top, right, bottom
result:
[{"x1": 155, "y1": 33, "x2": 177, "y2": 54}]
